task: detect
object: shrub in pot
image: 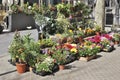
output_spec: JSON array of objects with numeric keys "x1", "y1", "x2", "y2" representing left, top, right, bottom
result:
[
  {"x1": 8, "y1": 31, "x2": 25, "y2": 66},
  {"x1": 52, "y1": 48, "x2": 67, "y2": 70}
]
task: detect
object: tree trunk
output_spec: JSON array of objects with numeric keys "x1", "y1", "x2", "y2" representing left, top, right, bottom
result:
[{"x1": 95, "y1": 0, "x2": 105, "y2": 30}]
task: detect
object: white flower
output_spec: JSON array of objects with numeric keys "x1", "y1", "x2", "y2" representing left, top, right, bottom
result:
[
  {"x1": 28, "y1": 6, "x2": 32, "y2": 9},
  {"x1": 43, "y1": 57, "x2": 54, "y2": 65}
]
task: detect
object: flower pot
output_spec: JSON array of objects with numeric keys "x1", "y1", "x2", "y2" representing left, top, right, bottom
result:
[
  {"x1": 29, "y1": 67, "x2": 33, "y2": 72},
  {"x1": 16, "y1": 63, "x2": 26, "y2": 74},
  {"x1": 115, "y1": 41, "x2": 119, "y2": 45},
  {"x1": 9, "y1": 13, "x2": 35, "y2": 32},
  {"x1": 79, "y1": 55, "x2": 96, "y2": 62},
  {"x1": 59, "y1": 65, "x2": 65, "y2": 70}
]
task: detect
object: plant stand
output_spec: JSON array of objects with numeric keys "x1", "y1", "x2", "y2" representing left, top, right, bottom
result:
[
  {"x1": 79, "y1": 55, "x2": 96, "y2": 62},
  {"x1": 8, "y1": 13, "x2": 35, "y2": 32}
]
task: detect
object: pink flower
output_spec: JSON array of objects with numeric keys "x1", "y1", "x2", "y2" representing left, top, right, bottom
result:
[{"x1": 103, "y1": 34, "x2": 112, "y2": 40}]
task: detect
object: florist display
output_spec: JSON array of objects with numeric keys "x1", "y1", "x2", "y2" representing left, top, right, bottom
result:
[{"x1": 8, "y1": 2, "x2": 120, "y2": 76}]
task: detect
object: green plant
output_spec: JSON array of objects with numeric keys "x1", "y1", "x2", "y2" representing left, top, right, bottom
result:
[
  {"x1": 56, "y1": 3, "x2": 72, "y2": 17},
  {"x1": 94, "y1": 25, "x2": 101, "y2": 32},
  {"x1": 73, "y1": 2, "x2": 91, "y2": 17},
  {"x1": 8, "y1": 31, "x2": 27, "y2": 63},
  {"x1": 35, "y1": 57, "x2": 54, "y2": 72},
  {"x1": 34, "y1": 13, "x2": 47, "y2": 27},
  {"x1": 52, "y1": 49, "x2": 66, "y2": 65},
  {"x1": 39, "y1": 38, "x2": 56, "y2": 48},
  {"x1": 76, "y1": 30, "x2": 85, "y2": 37},
  {"x1": 100, "y1": 39, "x2": 110, "y2": 48},
  {"x1": 23, "y1": 33, "x2": 40, "y2": 53},
  {"x1": 113, "y1": 33, "x2": 120, "y2": 41},
  {"x1": 11, "y1": 4, "x2": 21, "y2": 13},
  {"x1": 22, "y1": 33, "x2": 40, "y2": 67},
  {"x1": 42, "y1": 17, "x2": 66, "y2": 35},
  {"x1": 78, "y1": 46, "x2": 99, "y2": 57},
  {"x1": 9, "y1": 32, "x2": 41, "y2": 64}
]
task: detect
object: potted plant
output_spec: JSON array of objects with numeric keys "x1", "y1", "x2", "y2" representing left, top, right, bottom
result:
[
  {"x1": 8, "y1": 31, "x2": 23, "y2": 65},
  {"x1": 39, "y1": 38, "x2": 56, "y2": 48},
  {"x1": 8, "y1": 31, "x2": 27, "y2": 73},
  {"x1": 9, "y1": 4, "x2": 36, "y2": 32},
  {"x1": 22, "y1": 33, "x2": 40, "y2": 72},
  {"x1": 56, "y1": 3, "x2": 72, "y2": 17},
  {"x1": 52, "y1": 48, "x2": 67, "y2": 70},
  {"x1": 34, "y1": 56, "x2": 55, "y2": 76},
  {"x1": 113, "y1": 33, "x2": 120, "y2": 44},
  {"x1": 67, "y1": 47, "x2": 78, "y2": 62},
  {"x1": 78, "y1": 45, "x2": 100, "y2": 61},
  {"x1": 100, "y1": 39, "x2": 114, "y2": 52}
]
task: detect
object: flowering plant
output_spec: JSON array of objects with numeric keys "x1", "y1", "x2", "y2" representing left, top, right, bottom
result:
[
  {"x1": 76, "y1": 28, "x2": 85, "y2": 37},
  {"x1": 52, "y1": 48, "x2": 67, "y2": 65},
  {"x1": 113, "y1": 33, "x2": 120, "y2": 42},
  {"x1": 70, "y1": 48, "x2": 77, "y2": 54},
  {"x1": 78, "y1": 45, "x2": 100, "y2": 57},
  {"x1": 35, "y1": 56, "x2": 54, "y2": 72}
]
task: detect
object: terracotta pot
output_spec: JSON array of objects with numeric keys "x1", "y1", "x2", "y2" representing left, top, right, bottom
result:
[
  {"x1": 59, "y1": 65, "x2": 65, "y2": 70},
  {"x1": 79, "y1": 55, "x2": 96, "y2": 62},
  {"x1": 115, "y1": 41, "x2": 119, "y2": 45},
  {"x1": 16, "y1": 63, "x2": 26, "y2": 74}
]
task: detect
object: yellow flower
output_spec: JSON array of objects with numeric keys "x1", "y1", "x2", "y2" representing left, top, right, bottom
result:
[
  {"x1": 96, "y1": 45, "x2": 101, "y2": 48},
  {"x1": 80, "y1": 45, "x2": 83, "y2": 48},
  {"x1": 55, "y1": 34, "x2": 61, "y2": 37},
  {"x1": 69, "y1": 30, "x2": 73, "y2": 33},
  {"x1": 70, "y1": 48, "x2": 77, "y2": 53},
  {"x1": 78, "y1": 28, "x2": 82, "y2": 31}
]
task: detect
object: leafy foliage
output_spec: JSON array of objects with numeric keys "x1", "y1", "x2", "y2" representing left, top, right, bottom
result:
[
  {"x1": 35, "y1": 57, "x2": 54, "y2": 72},
  {"x1": 52, "y1": 49, "x2": 67, "y2": 65}
]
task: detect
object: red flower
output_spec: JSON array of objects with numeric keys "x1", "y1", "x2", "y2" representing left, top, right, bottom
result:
[
  {"x1": 94, "y1": 35, "x2": 101, "y2": 43},
  {"x1": 104, "y1": 34, "x2": 112, "y2": 40}
]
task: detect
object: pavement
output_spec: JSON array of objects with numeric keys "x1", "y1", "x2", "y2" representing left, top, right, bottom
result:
[
  {"x1": 0, "y1": 29, "x2": 120, "y2": 80},
  {"x1": 0, "y1": 29, "x2": 38, "y2": 55}
]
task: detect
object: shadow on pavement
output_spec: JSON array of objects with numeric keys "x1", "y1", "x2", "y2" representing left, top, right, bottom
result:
[{"x1": 0, "y1": 70, "x2": 17, "y2": 76}]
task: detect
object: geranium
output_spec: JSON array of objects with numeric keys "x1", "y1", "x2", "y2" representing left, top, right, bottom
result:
[
  {"x1": 101, "y1": 36, "x2": 107, "y2": 41},
  {"x1": 94, "y1": 35, "x2": 101, "y2": 43},
  {"x1": 102, "y1": 34, "x2": 112, "y2": 40}
]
